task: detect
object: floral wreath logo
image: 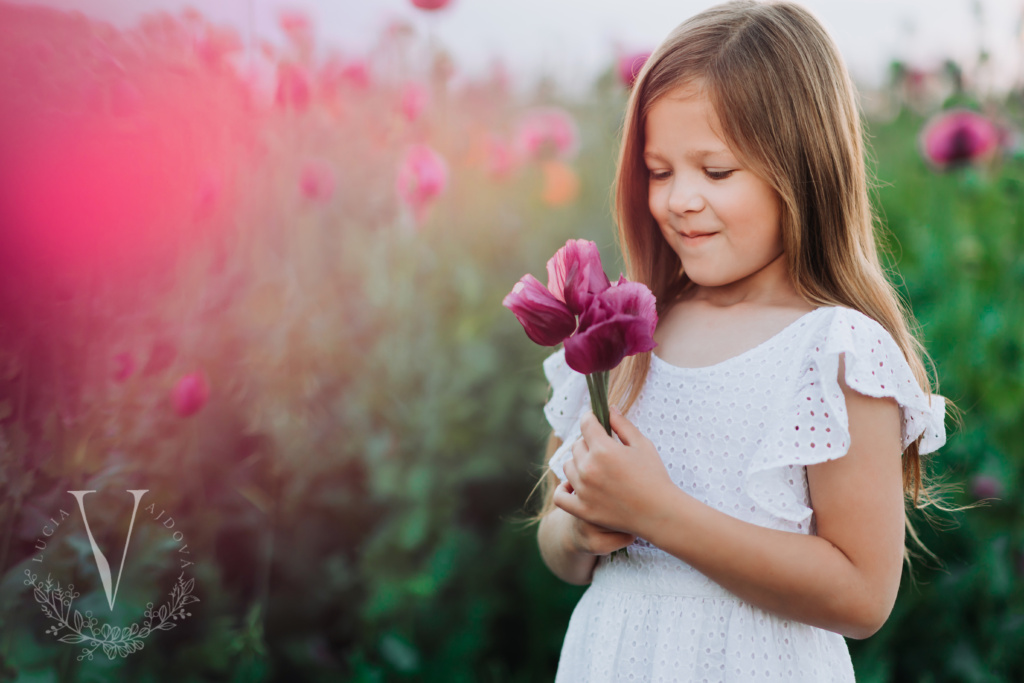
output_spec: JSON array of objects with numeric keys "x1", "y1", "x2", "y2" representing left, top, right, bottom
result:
[{"x1": 22, "y1": 489, "x2": 199, "y2": 661}]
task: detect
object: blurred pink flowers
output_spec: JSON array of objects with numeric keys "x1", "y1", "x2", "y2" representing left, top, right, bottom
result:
[
  {"x1": 920, "y1": 109, "x2": 1001, "y2": 169},
  {"x1": 112, "y1": 352, "x2": 135, "y2": 383},
  {"x1": 617, "y1": 51, "x2": 651, "y2": 88},
  {"x1": 276, "y1": 62, "x2": 311, "y2": 110},
  {"x1": 397, "y1": 144, "x2": 448, "y2": 224},
  {"x1": 300, "y1": 158, "x2": 337, "y2": 202},
  {"x1": 400, "y1": 82, "x2": 429, "y2": 123},
  {"x1": 970, "y1": 474, "x2": 1004, "y2": 501},
  {"x1": 171, "y1": 372, "x2": 210, "y2": 417},
  {"x1": 517, "y1": 107, "x2": 579, "y2": 161},
  {"x1": 411, "y1": 0, "x2": 453, "y2": 10}
]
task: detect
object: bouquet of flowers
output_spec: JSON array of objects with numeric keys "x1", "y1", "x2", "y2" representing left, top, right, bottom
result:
[{"x1": 503, "y1": 239, "x2": 658, "y2": 435}]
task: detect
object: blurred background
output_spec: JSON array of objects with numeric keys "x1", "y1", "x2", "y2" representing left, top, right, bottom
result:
[{"x1": 0, "y1": 0, "x2": 1022, "y2": 681}]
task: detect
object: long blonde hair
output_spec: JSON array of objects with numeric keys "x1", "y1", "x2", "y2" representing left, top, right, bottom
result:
[{"x1": 537, "y1": 1, "x2": 951, "y2": 558}]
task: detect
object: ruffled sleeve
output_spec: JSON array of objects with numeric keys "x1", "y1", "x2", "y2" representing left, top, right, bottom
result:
[
  {"x1": 745, "y1": 308, "x2": 947, "y2": 524},
  {"x1": 542, "y1": 348, "x2": 590, "y2": 482}
]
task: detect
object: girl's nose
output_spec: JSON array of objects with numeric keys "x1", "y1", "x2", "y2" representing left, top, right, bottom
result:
[{"x1": 667, "y1": 179, "x2": 705, "y2": 215}]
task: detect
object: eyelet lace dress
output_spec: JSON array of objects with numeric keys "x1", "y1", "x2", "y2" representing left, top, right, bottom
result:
[{"x1": 543, "y1": 306, "x2": 946, "y2": 683}]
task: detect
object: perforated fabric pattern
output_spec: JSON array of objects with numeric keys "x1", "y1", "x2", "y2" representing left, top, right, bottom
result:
[{"x1": 541, "y1": 306, "x2": 946, "y2": 682}]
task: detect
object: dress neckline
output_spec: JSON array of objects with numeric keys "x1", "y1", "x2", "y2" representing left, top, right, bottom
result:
[{"x1": 650, "y1": 306, "x2": 833, "y2": 373}]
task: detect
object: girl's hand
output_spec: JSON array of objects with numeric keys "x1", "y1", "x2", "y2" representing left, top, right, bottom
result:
[
  {"x1": 554, "y1": 407, "x2": 677, "y2": 537},
  {"x1": 553, "y1": 493, "x2": 636, "y2": 555}
]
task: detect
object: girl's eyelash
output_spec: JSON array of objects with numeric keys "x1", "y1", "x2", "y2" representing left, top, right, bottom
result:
[{"x1": 647, "y1": 169, "x2": 734, "y2": 180}]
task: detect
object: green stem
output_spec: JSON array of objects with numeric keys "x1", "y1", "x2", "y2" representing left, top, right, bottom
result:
[{"x1": 586, "y1": 371, "x2": 611, "y2": 435}]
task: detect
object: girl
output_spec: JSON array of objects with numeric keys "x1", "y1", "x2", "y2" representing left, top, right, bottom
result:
[{"x1": 534, "y1": 2, "x2": 947, "y2": 681}]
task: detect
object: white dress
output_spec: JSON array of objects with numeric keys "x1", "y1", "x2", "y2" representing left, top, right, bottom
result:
[{"x1": 543, "y1": 306, "x2": 946, "y2": 683}]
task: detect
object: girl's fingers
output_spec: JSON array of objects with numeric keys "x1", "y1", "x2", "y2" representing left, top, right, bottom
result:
[
  {"x1": 609, "y1": 407, "x2": 643, "y2": 447},
  {"x1": 553, "y1": 480, "x2": 582, "y2": 517},
  {"x1": 562, "y1": 453, "x2": 579, "y2": 489}
]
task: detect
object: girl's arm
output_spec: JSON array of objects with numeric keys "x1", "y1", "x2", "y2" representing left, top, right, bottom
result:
[
  {"x1": 554, "y1": 357, "x2": 905, "y2": 640},
  {"x1": 537, "y1": 435, "x2": 636, "y2": 585}
]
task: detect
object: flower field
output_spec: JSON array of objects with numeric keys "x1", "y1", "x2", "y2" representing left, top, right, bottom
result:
[{"x1": 0, "y1": 3, "x2": 1022, "y2": 681}]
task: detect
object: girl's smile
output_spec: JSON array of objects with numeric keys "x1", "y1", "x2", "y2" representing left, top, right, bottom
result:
[{"x1": 644, "y1": 84, "x2": 786, "y2": 297}]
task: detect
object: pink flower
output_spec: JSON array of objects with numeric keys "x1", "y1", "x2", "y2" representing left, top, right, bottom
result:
[
  {"x1": 396, "y1": 144, "x2": 448, "y2": 223},
  {"x1": 276, "y1": 63, "x2": 311, "y2": 110},
  {"x1": 546, "y1": 239, "x2": 611, "y2": 315},
  {"x1": 112, "y1": 352, "x2": 134, "y2": 382},
  {"x1": 300, "y1": 158, "x2": 337, "y2": 202},
  {"x1": 279, "y1": 10, "x2": 312, "y2": 37},
  {"x1": 485, "y1": 136, "x2": 517, "y2": 179},
  {"x1": 411, "y1": 0, "x2": 453, "y2": 10},
  {"x1": 618, "y1": 50, "x2": 651, "y2": 88},
  {"x1": 503, "y1": 275, "x2": 577, "y2": 346},
  {"x1": 920, "y1": 109, "x2": 1001, "y2": 169},
  {"x1": 564, "y1": 278, "x2": 658, "y2": 375},
  {"x1": 171, "y1": 372, "x2": 210, "y2": 417},
  {"x1": 400, "y1": 82, "x2": 429, "y2": 123},
  {"x1": 341, "y1": 60, "x2": 371, "y2": 90},
  {"x1": 517, "y1": 108, "x2": 579, "y2": 161},
  {"x1": 970, "y1": 474, "x2": 1003, "y2": 501}
]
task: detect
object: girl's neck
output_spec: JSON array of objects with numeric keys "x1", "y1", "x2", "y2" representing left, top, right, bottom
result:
[{"x1": 685, "y1": 251, "x2": 807, "y2": 311}]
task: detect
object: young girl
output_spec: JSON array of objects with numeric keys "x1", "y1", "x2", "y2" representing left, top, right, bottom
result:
[{"x1": 535, "y1": 2, "x2": 947, "y2": 681}]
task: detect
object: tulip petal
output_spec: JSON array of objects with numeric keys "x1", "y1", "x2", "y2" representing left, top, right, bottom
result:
[
  {"x1": 545, "y1": 239, "x2": 610, "y2": 314},
  {"x1": 503, "y1": 274, "x2": 577, "y2": 346},
  {"x1": 563, "y1": 280, "x2": 658, "y2": 374}
]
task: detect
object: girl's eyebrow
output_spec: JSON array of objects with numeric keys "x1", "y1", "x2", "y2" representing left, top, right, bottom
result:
[{"x1": 643, "y1": 148, "x2": 734, "y2": 162}]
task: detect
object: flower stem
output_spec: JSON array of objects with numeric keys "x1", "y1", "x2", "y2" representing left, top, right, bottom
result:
[{"x1": 587, "y1": 370, "x2": 611, "y2": 435}]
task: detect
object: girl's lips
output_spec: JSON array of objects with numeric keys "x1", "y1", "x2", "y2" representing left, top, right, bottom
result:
[{"x1": 680, "y1": 231, "x2": 717, "y2": 242}]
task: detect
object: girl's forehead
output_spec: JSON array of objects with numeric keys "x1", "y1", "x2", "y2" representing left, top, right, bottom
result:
[{"x1": 644, "y1": 90, "x2": 731, "y2": 152}]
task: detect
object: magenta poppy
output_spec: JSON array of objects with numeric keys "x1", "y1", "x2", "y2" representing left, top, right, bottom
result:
[
  {"x1": 300, "y1": 159, "x2": 337, "y2": 202},
  {"x1": 411, "y1": 0, "x2": 453, "y2": 9},
  {"x1": 516, "y1": 108, "x2": 579, "y2": 161},
  {"x1": 563, "y1": 278, "x2": 658, "y2": 375},
  {"x1": 618, "y1": 51, "x2": 651, "y2": 88},
  {"x1": 112, "y1": 352, "x2": 134, "y2": 383},
  {"x1": 171, "y1": 372, "x2": 210, "y2": 417},
  {"x1": 920, "y1": 109, "x2": 1001, "y2": 169},
  {"x1": 400, "y1": 82, "x2": 429, "y2": 123},
  {"x1": 969, "y1": 474, "x2": 1003, "y2": 501},
  {"x1": 502, "y1": 275, "x2": 578, "y2": 347},
  {"x1": 396, "y1": 144, "x2": 448, "y2": 224},
  {"x1": 276, "y1": 62, "x2": 311, "y2": 111}
]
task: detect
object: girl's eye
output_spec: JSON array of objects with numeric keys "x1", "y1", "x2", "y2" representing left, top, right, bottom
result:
[
  {"x1": 648, "y1": 170, "x2": 671, "y2": 181},
  {"x1": 705, "y1": 169, "x2": 734, "y2": 180}
]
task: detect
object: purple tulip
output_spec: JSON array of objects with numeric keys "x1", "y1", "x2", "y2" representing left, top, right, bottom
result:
[
  {"x1": 920, "y1": 109, "x2": 1001, "y2": 169},
  {"x1": 503, "y1": 275, "x2": 577, "y2": 346},
  {"x1": 564, "y1": 278, "x2": 658, "y2": 375},
  {"x1": 546, "y1": 239, "x2": 611, "y2": 315}
]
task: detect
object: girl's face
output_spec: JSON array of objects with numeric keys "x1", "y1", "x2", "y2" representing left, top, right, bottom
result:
[{"x1": 644, "y1": 85, "x2": 784, "y2": 291}]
